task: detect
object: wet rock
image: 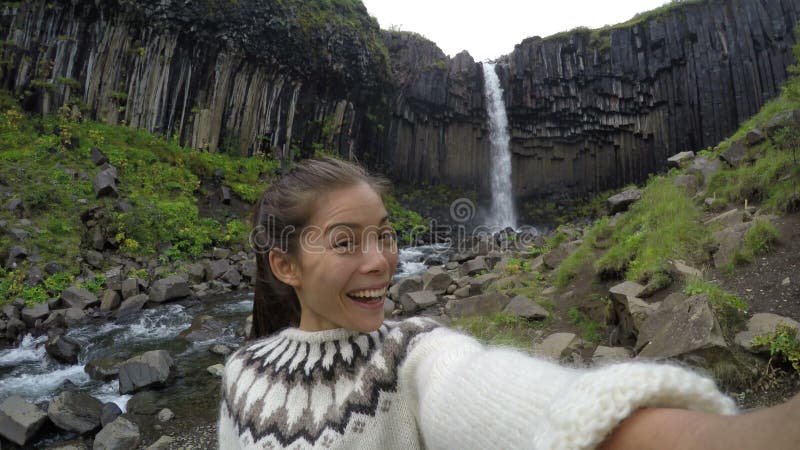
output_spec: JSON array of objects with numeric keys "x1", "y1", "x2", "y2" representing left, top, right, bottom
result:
[
  {"x1": 0, "y1": 395, "x2": 48, "y2": 446},
  {"x1": 21, "y1": 302, "x2": 49, "y2": 327},
  {"x1": 93, "y1": 168, "x2": 119, "y2": 198},
  {"x1": 148, "y1": 276, "x2": 191, "y2": 303},
  {"x1": 85, "y1": 357, "x2": 121, "y2": 381},
  {"x1": 61, "y1": 286, "x2": 99, "y2": 310},
  {"x1": 157, "y1": 408, "x2": 174, "y2": 422},
  {"x1": 207, "y1": 364, "x2": 225, "y2": 377},
  {"x1": 6, "y1": 317, "x2": 26, "y2": 340},
  {"x1": 118, "y1": 350, "x2": 175, "y2": 394},
  {"x1": 100, "y1": 290, "x2": 122, "y2": 312},
  {"x1": 45, "y1": 334, "x2": 82, "y2": 364},
  {"x1": 399, "y1": 291, "x2": 438, "y2": 313},
  {"x1": 502, "y1": 295, "x2": 549, "y2": 320},
  {"x1": 734, "y1": 313, "x2": 800, "y2": 353},
  {"x1": 239, "y1": 259, "x2": 256, "y2": 281},
  {"x1": 533, "y1": 333, "x2": 582, "y2": 360},
  {"x1": 667, "y1": 151, "x2": 695, "y2": 168},
  {"x1": 444, "y1": 292, "x2": 510, "y2": 318},
  {"x1": 209, "y1": 344, "x2": 232, "y2": 356},
  {"x1": 100, "y1": 402, "x2": 122, "y2": 427},
  {"x1": 607, "y1": 189, "x2": 641, "y2": 214},
  {"x1": 41, "y1": 309, "x2": 66, "y2": 329},
  {"x1": 126, "y1": 391, "x2": 160, "y2": 415},
  {"x1": 90, "y1": 147, "x2": 109, "y2": 166},
  {"x1": 47, "y1": 391, "x2": 103, "y2": 433},
  {"x1": 93, "y1": 416, "x2": 140, "y2": 450},
  {"x1": 179, "y1": 315, "x2": 227, "y2": 342},
  {"x1": 422, "y1": 266, "x2": 452, "y2": 294}
]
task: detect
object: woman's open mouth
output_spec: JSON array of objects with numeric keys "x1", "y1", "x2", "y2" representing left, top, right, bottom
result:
[{"x1": 346, "y1": 287, "x2": 387, "y2": 305}]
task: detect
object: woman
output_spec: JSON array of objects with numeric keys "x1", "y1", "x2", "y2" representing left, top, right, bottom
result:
[{"x1": 219, "y1": 157, "x2": 800, "y2": 449}]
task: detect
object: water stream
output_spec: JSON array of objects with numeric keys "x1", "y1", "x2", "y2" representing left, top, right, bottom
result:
[{"x1": 482, "y1": 62, "x2": 518, "y2": 229}]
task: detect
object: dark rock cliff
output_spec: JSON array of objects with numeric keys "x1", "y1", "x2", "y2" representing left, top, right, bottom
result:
[
  {"x1": 2, "y1": 0, "x2": 799, "y2": 202},
  {"x1": 377, "y1": 0, "x2": 800, "y2": 198}
]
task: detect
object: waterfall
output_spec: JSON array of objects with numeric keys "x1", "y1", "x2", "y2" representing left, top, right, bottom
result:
[{"x1": 481, "y1": 62, "x2": 517, "y2": 229}]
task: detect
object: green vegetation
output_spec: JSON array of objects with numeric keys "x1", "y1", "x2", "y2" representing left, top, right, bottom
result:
[
  {"x1": 732, "y1": 219, "x2": 781, "y2": 266},
  {"x1": 567, "y1": 307, "x2": 602, "y2": 343},
  {"x1": 683, "y1": 279, "x2": 747, "y2": 333},
  {"x1": 554, "y1": 216, "x2": 610, "y2": 287},
  {"x1": 594, "y1": 176, "x2": 709, "y2": 284},
  {"x1": 382, "y1": 194, "x2": 429, "y2": 244},
  {"x1": 451, "y1": 312, "x2": 546, "y2": 350},
  {"x1": 751, "y1": 325, "x2": 800, "y2": 375}
]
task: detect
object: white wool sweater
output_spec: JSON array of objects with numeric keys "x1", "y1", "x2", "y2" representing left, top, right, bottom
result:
[{"x1": 218, "y1": 317, "x2": 737, "y2": 450}]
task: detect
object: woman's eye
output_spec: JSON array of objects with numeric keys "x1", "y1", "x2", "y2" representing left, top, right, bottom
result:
[
  {"x1": 379, "y1": 231, "x2": 397, "y2": 241},
  {"x1": 334, "y1": 240, "x2": 353, "y2": 248}
]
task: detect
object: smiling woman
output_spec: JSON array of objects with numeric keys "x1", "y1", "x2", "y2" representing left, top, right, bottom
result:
[{"x1": 219, "y1": 157, "x2": 800, "y2": 450}]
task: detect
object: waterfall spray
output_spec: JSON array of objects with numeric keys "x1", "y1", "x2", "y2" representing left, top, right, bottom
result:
[{"x1": 481, "y1": 62, "x2": 517, "y2": 229}]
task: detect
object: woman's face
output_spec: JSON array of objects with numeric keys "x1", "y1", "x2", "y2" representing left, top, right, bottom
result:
[{"x1": 290, "y1": 182, "x2": 398, "y2": 332}]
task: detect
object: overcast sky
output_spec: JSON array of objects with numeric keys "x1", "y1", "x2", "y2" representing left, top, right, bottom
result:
[{"x1": 361, "y1": 0, "x2": 675, "y2": 61}]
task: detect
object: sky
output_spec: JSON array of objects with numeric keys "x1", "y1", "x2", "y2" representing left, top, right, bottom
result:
[{"x1": 361, "y1": 0, "x2": 675, "y2": 61}]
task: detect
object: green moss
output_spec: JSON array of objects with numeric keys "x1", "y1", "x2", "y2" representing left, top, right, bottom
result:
[
  {"x1": 567, "y1": 307, "x2": 602, "y2": 343},
  {"x1": 554, "y1": 216, "x2": 611, "y2": 287}
]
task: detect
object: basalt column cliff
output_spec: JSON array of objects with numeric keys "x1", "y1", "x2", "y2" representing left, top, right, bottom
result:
[{"x1": 381, "y1": 0, "x2": 800, "y2": 197}]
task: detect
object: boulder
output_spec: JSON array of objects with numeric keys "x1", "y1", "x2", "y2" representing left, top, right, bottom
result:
[
  {"x1": 221, "y1": 186, "x2": 232, "y2": 205},
  {"x1": 179, "y1": 315, "x2": 227, "y2": 342},
  {"x1": 720, "y1": 139, "x2": 747, "y2": 168},
  {"x1": 120, "y1": 278, "x2": 138, "y2": 299},
  {"x1": 45, "y1": 261, "x2": 64, "y2": 274},
  {"x1": 85, "y1": 357, "x2": 121, "y2": 381},
  {"x1": 542, "y1": 241, "x2": 581, "y2": 270},
  {"x1": 47, "y1": 391, "x2": 103, "y2": 433},
  {"x1": 672, "y1": 260, "x2": 703, "y2": 279},
  {"x1": 90, "y1": 147, "x2": 109, "y2": 166},
  {"x1": 2, "y1": 304, "x2": 19, "y2": 319},
  {"x1": 126, "y1": 391, "x2": 159, "y2": 415},
  {"x1": 239, "y1": 259, "x2": 256, "y2": 281},
  {"x1": 399, "y1": 291, "x2": 438, "y2": 313},
  {"x1": 64, "y1": 307, "x2": 87, "y2": 327},
  {"x1": 157, "y1": 408, "x2": 174, "y2": 422},
  {"x1": 187, "y1": 264, "x2": 205, "y2": 284},
  {"x1": 118, "y1": 350, "x2": 175, "y2": 394},
  {"x1": 607, "y1": 189, "x2": 641, "y2": 214},
  {"x1": 673, "y1": 174, "x2": 699, "y2": 193},
  {"x1": 100, "y1": 290, "x2": 122, "y2": 312},
  {"x1": 764, "y1": 109, "x2": 800, "y2": 137},
  {"x1": 744, "y1": 128, "x2": 765, "y2": 146},
  {"x1": 5, "y1": 245, "x2": 28, "y2": 267},
  {"x1": 608, "y1": 281, "x2": 651, "y2": 343},
  {"x1": 204, "y1": 260, "x2": 232, "y2": 281},
  {"x1": 20, "y1": 302, "x2": 49, "y2": 327},
  {"x1": 0, "y1": 395, "x2": 48, "y2": 446},
  {"x1": 41, "y1": 309, "x2": 67, "y2": 330},
  {"x1": 100, "y1": 402, "x2": 122, "y2": 427},
  {"x1": 467, "y1": 272, "x2": 500, "y2": 295},
  {"x1": 712, "y1": 222, "x2": 752, "y2": 268},
  {"x1": 734, "y1": 313, "x2": 800, "y2": 353},
  {"x1": 93, "y1": 168, "x2": 119, "y2": 198},
  {"x1": 207, "y1": 364, "x2": 225, "y2": 377},
  {"x1": 502, "y1": 295, "x2": 549, "y2": 320},
  {"x1": 148, "y1": 276, "x2": 191, "y2": 303},
  {"x1": 533, "y1": 333, "x2": 582, "y2": 360},
  {"x1": 147, "y1": 435, "x2": 175, "y2": 450},
  {"x1": 85, "y1": 250, "x2": 104, "y2": 269},
  {"x1": 209, "y1": 344, "x2": 232, "y2": 356},
  {"x1": 45, "y1": 334, "x2": 82, "y2": 364},
  {"x1": 444, "y1": 292, "x2": 510, "y2": 318},
  {"x1": 453, "y1": 285, "x2": 471, "y2": 298},
  {"x1": 383, "y1": 298, "x2": 396, "y2": 315},
  {"x1": 458, "y1": 257, "x2": 489, "y2": 277},
  {"x1": 212, "y1": 247, "x2": 231, "y2": 260},
  {"x1": 637, "y1": 294, "x2": 727, "y2": 359},
  {"x1": 389, "y1": 276, "x2": 422, "y2": 300},
  {"x1": 667, "y1": 151, "x2": 695, "y2": 168},
  {"x1": 61, "y1": 286, "x2": 99, "y2": 310},
  {"x1": 222, "y1": 268, "x2": 242, "y2": 286},
  {"x1": 5, "y1": 317, "x2": 26, "y2": 340},
  {"x1": 422, "y1": 266, "x2": 453, "y2": 294},
  {"x1": 704, "y1": 208, "x2": 745, "y2": 228},
  {"x1": 93, "y1": 416, "x2": 140, "y2": 450}
]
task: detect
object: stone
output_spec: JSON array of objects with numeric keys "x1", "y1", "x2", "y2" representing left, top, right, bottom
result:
[
  {"x1": 502, "y1": 295, "x2": 549, "y2": 320},
  {"x1": 0, "y1": 395, "x2": 48, "y2": 446},
  {"x1": 157, "y1": 408, "x2": 174, "y2": 422},
  {"x1": 90, "y1": 147, "x2": 109, "y2": 166},
  {"x1": 113, "y1": 200, "x2": 132, "y2": 213},
  {"x1": 207, "y1": 364, "x2": 225, "y2": 377},
  {"x1": 712, "y1": 222, "x2": 752, "y2": 268},
  {"x1": 667, "y1": 151, "x2": 695, "y2": 168},
  {"x1": 61, "y1": 286, "x2": 99, "y2": 310},
  {"x1": 467, "y1": 272, "x2": 500, "y2": 295},
  {"x1": 115, "y1": 294, "x2": 148, "y2": 319},
  {"x1": 85, "y1": 250, "x2": 104, "y2": 269},
  {"x1": 148, "y1": 275, "x2": 191, "y2": 303},
  {"x1": 609, "y1": 281, "x2": 648, "y2": 343},
  {"x1": 126, "y1": 391, "x2": 159, "y2": 415},
  {"x1": 64, "y1": 307, "x2": 87, "y2": 327},
  {"x1": 389, "y1": 276, "x2": 422, "y2": 300},
  {"x1": 673, "y1": 173, "x2": 699, "y2": 193},
  {"x1": 222, "y1": 268, "x2": 242, "y2": 286},
  {"x1": 533, "y1": 333, "x2": 582, "y2": 360},
  {"x1": 25, "y1": 266, "x2": 44, "y2": 285},
  {"x1": 5, "y1": 245, "x2": 28, "y2": 267},
  {"x1": 41, "y1": 309, "x2": 66, "y2": 330},
  {"x1": 2, "y1": 304, "x2": 19, "y2": 319},
  {"x1": 239, "y1": 259, "x2": 256, "y2": 281},
  {"x1": 45, "y1": 334, "x2": 82, "y2": 364},
  {"x1": 542, "y1": 241, "x2": 580, "y2": 270},
  {"x1": 399, "y1": 291, "x2": 438, "y2": 313},
  {"x1": 93, "y1": 416, "x2": 140, "y2": 450},
  {"x1": 118, "y1": 350, "x2": 174, "y2": 394},
  {"x1": 147, "y1": 435, "x2": 175, "y2": 450},
  {"x1": 179, "y1": 315, "x2": 227, "y2": 342},
  {"x1": 93, "y1": 168, "x2": 119, "y2": 198},
  {"x1": 607, "y1": 189, "x2": 641, "y2": 214},
  {"x1": 7, "y1": 198, "x2": 23, "y2": 215},
  {"x1": 100, "y1": 402, "x2": 122, "y2": 427},
  {"x1": 8, "y1": 228, "x2": 29, "y2": 241},
  {"x1": 383, "y1": 298, "x2": 396, "y2": 315},
  {"x1": 637, "y1": 294, "x2": 727, "y2": 359},
  {"x1": 120, "y1": 278, "x2": 138, "y2": 299},
  {"x1": 782, "y1": 277, "x2": 791, "y2": 286},
  {"x1": 458, "y1": 256, "x2": 488, "y2": 277},
  {"x1": 720, "y1": 139, "x2": 747, "y2": 168},
  {"x1": 592, "y1": 346, "x2": 633, "y2": 364},
  {"x1": 764, "y1": 109, "x2": 800, "y2": 137},
  {"x1": 45, "y1": 261, "x2": 64, "y2": 274},
  {"x1": 20, "y1": 302, "x2": 49, "y2": 327},
  {"x1": 734, "y1": 313, "x2": 800, "y2": 353},
  {"x1": 47, "y1": 391, "x2": 103, "y2": 433},
  {"x1": 672, "y1": 260, "x2": 703, "y2": 279},
  {"x1": 5, "y1": 317, "x2": 25, "y2": 340},
  {"x1": 453, "y1": 285, "x2": 471, "y2": 298},
  {"x1": 85, "y1": 357, "x2": 121, "y2": 381},
  {"x1": 100, "y1": 289, "x2": 122, "y2": 312},
  {"x1": 187, "y1": 264, "x2": 205, "y2": 284},
  {"x1": 209, "y1": 344, "x2": 232, "y2": 356},
  {"x1": 704, "y1": 208, "x2": 744, "y2": 227},
  {"x1": 444, "y1": 292, "x2": 510, "y2": 318},
  {"x1": 212, "y1": 247, "x2": 231, "y2": 260},
  {"x1": 204, "y1": 259, "x2": 232, "y2": 281},
  {"x1": 422, "y1": 266, "x2": 453, "y2": 294},
  {"x1": 744, "y1": 128, "x2": 765, "y2": 146},
  {"x1": 221, "y1": 186, "x2": 232, "y2": 205}
]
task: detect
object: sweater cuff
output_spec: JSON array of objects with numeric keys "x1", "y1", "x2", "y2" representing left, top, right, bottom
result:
[{"x1": 538, "y1": 362, "x2": 738, "y2": 450}]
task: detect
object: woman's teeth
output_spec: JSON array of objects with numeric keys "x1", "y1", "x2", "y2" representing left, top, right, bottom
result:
[{"x1": 348, "y1": 288, "x2": 386, "y2": 303}]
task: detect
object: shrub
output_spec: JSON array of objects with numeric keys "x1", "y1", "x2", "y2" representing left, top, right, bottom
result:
[
  {"x1": 567, "y1": 307, "x2": 602, "y2": 343},
  {"x1": 751, "y1": 325, "x2": 800, "y2": 375}
]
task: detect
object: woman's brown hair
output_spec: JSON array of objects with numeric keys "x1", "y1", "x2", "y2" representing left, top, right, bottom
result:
[{"x1": 249, "y1": 157, "x2": 390, "y2": 339}]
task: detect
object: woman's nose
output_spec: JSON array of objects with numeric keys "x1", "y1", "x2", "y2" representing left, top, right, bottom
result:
[{"x1": 361, "y1": 240, "x2": 392, "y2": 274}]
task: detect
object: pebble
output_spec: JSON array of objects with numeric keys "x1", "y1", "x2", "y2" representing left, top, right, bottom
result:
[{"x1": 782, "y1": 277, "x2": 790, "y2": 286}]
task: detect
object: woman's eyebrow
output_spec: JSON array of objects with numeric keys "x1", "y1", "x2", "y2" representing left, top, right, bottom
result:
[{"x1": 324, "y1": 215, "x2": 390, "y2": 234}]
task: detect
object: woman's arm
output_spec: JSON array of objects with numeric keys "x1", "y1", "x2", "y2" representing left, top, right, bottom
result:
[{"x1": 600, "y1": 394, "x2": 800, "y2": 450}]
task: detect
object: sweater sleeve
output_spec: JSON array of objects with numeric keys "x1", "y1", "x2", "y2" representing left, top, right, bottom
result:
[{"x1": 400, "y1": 327, "x2": 738, "y2": 450}]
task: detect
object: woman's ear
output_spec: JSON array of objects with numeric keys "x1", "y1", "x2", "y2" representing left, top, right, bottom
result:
[{"x1": 268, "y1": 249, "x2": 301, "y2": 287}]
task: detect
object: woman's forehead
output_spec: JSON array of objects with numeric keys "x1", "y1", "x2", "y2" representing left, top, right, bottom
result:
[{"x1": 309, "y1": 183, "x2": 388, "y2": 229}]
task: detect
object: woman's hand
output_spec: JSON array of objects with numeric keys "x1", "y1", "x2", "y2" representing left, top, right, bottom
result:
[{"x1": 599, "y1": 393, "x2": 800, "y2": 449}]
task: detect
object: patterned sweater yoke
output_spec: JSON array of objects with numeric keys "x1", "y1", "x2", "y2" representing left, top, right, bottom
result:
[{"x1": 219, "y1": 317, "x2": 738, "y2": 450}]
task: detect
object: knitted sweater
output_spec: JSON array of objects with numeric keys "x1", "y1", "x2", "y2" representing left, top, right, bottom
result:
[{"x1": 218, "y1": 317, "x2": 737, "y2": 450}]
